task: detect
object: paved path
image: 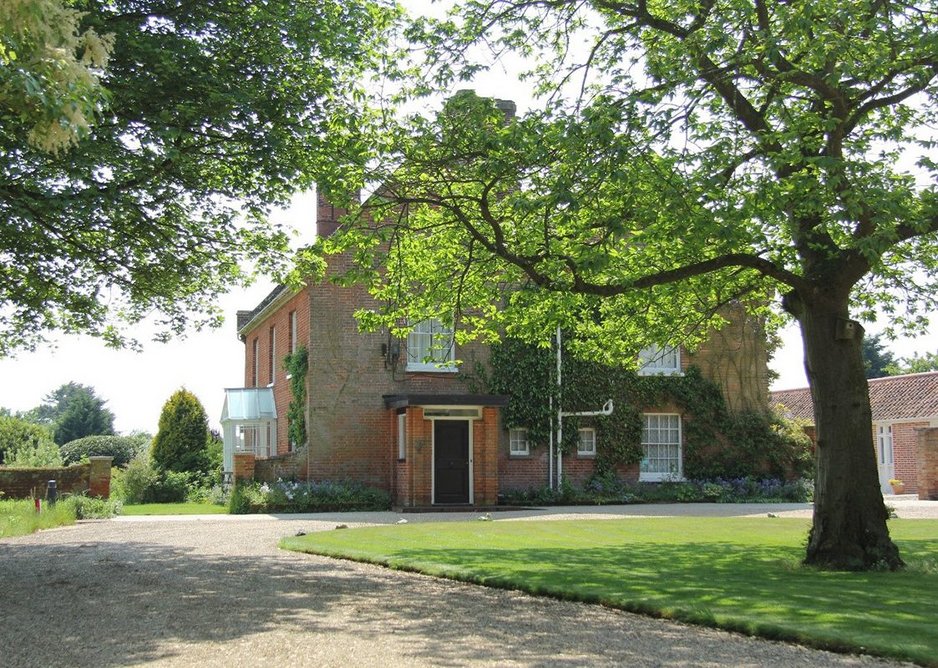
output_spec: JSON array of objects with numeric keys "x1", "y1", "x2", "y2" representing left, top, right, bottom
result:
[{"x1": 1, "y1": 503, "x2": 929, "y2": 667}]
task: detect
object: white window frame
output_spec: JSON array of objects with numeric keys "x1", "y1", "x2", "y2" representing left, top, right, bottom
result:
[
  {"x1": 577, "y1": 427, "x2": 597, "y2": 457},
  {"x1": 397, "y1": 412, "x2": 406, "y2": 460},
  {"x1": 640, "y1": 413, "x2": 683, "y2": 481},
  {"x1": 406, "y1": 319, "x2": 457, "y2": 372},
  {"x1": 509, "y1": 428, "x2": 530, "y2": 456},
  {"x1": 252, "y1": 337, "x2": 259, "y2": 387},
  {"x1": 422, "y1": 406, "x2": 481, "y2": 419},
  {"x1": 638, "y1": 344, "x2": 681, "y2": 376}
]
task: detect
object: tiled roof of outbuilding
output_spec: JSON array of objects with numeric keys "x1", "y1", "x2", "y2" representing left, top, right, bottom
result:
[{"x1": 770, "y1": 371, "x2": 938, "y2": 423}]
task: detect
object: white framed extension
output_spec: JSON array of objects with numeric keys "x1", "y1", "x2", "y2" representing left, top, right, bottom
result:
[{"x1": 220, "y1": 387, "x2": 277, "y2": 480}]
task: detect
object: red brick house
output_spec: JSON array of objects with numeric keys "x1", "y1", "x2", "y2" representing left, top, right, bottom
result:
[
  {"x1": 230, "y1": 195, "x2": 772, "y2": 508},
  {"x1": 771, "y1": 372, "x2": 938, "y2": 496}
]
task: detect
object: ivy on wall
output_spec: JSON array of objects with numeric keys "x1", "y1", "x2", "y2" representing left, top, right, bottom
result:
[
  {"x1": 283, "y1": 347, "x2": 309, "y2": 448},
  {"x1": 488, "y1": 338, "x2": 811, "y2": 479}
]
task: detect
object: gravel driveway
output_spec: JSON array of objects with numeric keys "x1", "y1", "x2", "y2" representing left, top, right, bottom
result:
[{"x1": 1, "y1": 504, "x2": 927, "y2": 667}]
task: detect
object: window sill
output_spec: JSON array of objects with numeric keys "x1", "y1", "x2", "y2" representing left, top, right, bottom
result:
[
  {"x1": 508, "y1": 452, "x2": 531, "y2": 458},
  {"x1": 406, "y1": 365, "x2": 459, "y2": 373},
  {"x1": 577, "y1": 452, "x2": 597, "y2": 458}
]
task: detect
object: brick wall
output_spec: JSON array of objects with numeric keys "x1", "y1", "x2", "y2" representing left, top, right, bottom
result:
[
  {"x1": 0, "y1": 460, "x2": 112, "y2": 499},
  {"x1": 306, "y1": 250, "x2": 490, "y2": 494},
  {"x1": 686, "y1": 304, "x2": 770, "y2": 413},
  {"x1": 241, "y1": 288, "x2": 311, "y2": 454},
  {"x1": 473, "y1": 407, "x2": 499, "y2": 506},
  {"x1": 916, "y1": 428, "x2": 938, "y2": 500},
  {"x1": 254, "y1": 447, "x2": 311, "y2": 482}
]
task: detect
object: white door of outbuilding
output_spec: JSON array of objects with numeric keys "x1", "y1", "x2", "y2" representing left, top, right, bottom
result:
[{"x1": 875, "y1": 423, "x2": 894, "y2": 495}]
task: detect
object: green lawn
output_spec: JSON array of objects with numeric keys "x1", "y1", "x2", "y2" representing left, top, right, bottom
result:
[
  {"x1": 282, "y1": 517, "x2": 938, "y2": 666},
  {"x1": 1, "y1": 498, "x2": 76, "y2": 538},
  {"x1": 120, "y1": 502, "x2": 228, "y2": 515}
]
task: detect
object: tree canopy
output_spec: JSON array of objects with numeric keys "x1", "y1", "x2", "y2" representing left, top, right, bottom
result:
[
  {"x1": 0, "y1": 0, "x2": 113, "y2": 154},
  {"x1": 887, "y1": 350, "x2": 938, "y2": 375},
  {"x1": 322, "y1": 1, "x2": 938, "y2": 570},
  {"x1": 0, "y1": 0, "x2": 396, "y2": 354}
]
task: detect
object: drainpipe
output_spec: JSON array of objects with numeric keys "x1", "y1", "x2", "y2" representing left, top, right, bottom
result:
[{"x1": 548, "y1": 388, "x2": 554, "y2": 490}]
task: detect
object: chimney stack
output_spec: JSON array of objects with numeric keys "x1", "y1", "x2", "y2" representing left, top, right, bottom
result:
[{"x1": 316, "y1": 187, "x2": 360, "y2": 238}]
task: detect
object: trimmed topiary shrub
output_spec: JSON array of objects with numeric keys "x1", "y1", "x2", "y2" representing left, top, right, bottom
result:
[
  {"x1": 60, "y1": 435, "x2": 141, "y2": 467},
  {"x1": 151, "y1": 388, "x2": 211, "y2": 476}
]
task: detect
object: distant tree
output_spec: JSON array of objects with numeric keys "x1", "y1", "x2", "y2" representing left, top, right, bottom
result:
[
  {"x1": 0, "y1": 415, "x2": 61, "y2": 467},
  {"x1": 23, "y1": 382, "x2": 115, "y2": 444},
  {"x1": 151, "y1": 389, "x2": 210, "y2": 475},
  {"x1": 53, "y1": 390, "x2": 116, "y2": 445},
  {"x1": 862, "y1": 335, "x2": 897, "y2": 379},
  {"x1": 886, "y1": 351, "x2": 938, "y2": 376}
]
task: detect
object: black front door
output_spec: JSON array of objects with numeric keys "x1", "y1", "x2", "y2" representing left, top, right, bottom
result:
[{"x1": 434, "y1": 420, "x2": 470, "y2": 504}]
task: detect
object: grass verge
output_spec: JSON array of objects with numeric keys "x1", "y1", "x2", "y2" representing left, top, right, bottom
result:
[
  {"x1": 282, "y1": 517, "x2": 938, "y2": 666},
  {"x1": 1, "y1": 498, "x2": 76, "y2": 538},
  {"x1": 121, "y1": 502, "x2": 228, "y2": 515}
]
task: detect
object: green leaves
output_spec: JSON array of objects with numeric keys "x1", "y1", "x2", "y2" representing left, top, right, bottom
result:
[{"x1": 0, "y1": 0, "x2": 398, "y2": 354}]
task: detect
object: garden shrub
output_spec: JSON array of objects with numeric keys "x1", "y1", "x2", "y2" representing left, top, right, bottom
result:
[
  {"x1": 111, "y1": 455, "x2": 190, "y2": 504},
  {"x1": 60, "y1": 435, "x2": 140, "y2": 467},
  {"x1": 151, "y1": 388, "x2": 211, "y2": 476},
  {"x1": 0, "y1": 416, "x2": 61, "y2": 467},
  {"x1": 229, "y1": 479, "x2": 391, "y2": 514},
  {"x1": 500, "y1": 475, "x2": 814, "y2": 507},
  {"x1": 63, "y1": 493, "x2": 121, "y2": 519}
]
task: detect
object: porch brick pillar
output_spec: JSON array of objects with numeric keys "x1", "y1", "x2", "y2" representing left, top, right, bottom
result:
[
  {"x1": 233, "y1": 452, "x2": 256, "y2": 484},
  {"x1": 88, "y1": 456, "x2": 113, "y2": 498},
  {"x1": 916, "y1": 428, "x2": 938, "y2": 500}
]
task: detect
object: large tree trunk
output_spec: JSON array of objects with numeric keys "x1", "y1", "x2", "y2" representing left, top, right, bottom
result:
[{"x1": 794, "y1": 295, "x2": 903, "y2": 571}]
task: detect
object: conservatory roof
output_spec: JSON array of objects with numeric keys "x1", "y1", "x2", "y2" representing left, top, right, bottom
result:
[{"x1": 221, "y1": 387, "x2": 277, "y2": 422}]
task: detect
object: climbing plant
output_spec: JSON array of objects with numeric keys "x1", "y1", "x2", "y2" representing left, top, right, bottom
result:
[
  {"x1": 283, "y1": 347, "x2": 308, "y2": 448},
  {"x1": 489, "y1": 339, "x2": 811, "y2": 479}
]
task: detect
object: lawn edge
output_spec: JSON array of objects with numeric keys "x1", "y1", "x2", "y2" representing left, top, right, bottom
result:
[{"x1": 280, "y1": 537, "x2": 934, "y2": 668}]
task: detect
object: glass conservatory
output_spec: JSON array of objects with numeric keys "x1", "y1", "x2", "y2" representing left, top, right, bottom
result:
[{"x1": 220, "y1": 388, "x2": 277, "y2": 480}]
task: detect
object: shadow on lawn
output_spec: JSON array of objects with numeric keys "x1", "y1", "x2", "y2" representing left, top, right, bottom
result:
[{"x1": 378, "y1": 538, "x2": 938, "y2": 662}]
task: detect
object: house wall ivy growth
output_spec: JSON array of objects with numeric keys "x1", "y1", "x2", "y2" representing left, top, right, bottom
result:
[
  {"x1": 488, "y1": 338, "x2": 811, "y2": 480},
  {"x1": 283, "y1": 347, "x2": 308, "y2": 448}
]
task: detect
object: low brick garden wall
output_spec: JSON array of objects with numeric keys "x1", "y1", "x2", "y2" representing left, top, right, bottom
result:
[{"x1": 0, "y1": 457, "x2": 112, "y2": 499}]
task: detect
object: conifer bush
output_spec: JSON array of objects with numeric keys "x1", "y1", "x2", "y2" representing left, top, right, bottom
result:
[{"x1": 151, "y1": 389, "x2": 211, "y2": 476}]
